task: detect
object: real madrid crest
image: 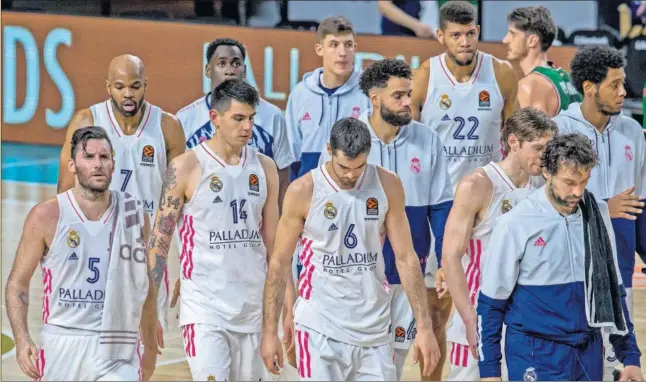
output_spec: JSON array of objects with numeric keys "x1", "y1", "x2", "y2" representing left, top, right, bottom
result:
[
  {"x1": 323, "y1": 201, "x2": 337, "y2": 219},
  {"x1": 210, "y1": 176, "x2": 223, "y2": 193},
  {"x1": 501, "y1": 199, "x2": 512, "y2": 214},
  {"x1": 206, "y1": 374, "x2": 216, "y2": 381},
  {"x1": 439, "y1": 93, "x2": 452, "y2": 110},
  {"x1": 67, "y1": 229, "x2": 80, "y2": 248},
  {"x1": 523, "y1": 367, "x2": 537, "y2": 381}
]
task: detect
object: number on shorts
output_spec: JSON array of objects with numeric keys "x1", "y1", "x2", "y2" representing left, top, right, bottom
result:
[
  {"x1": 344, "y1": 224, "x2": 358, "y2": 249},
  {"x1": 120, "y1": 169, "x2": 133, "y2": 192},
  {"x1": 87, "y1": 257, "x2": 100, "y2": 284},
  {"x1": 230, "y1": 199, "x2": 248, "y2": 224}
]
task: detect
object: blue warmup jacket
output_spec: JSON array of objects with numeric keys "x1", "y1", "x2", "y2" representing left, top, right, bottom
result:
[
  {"x1": 314, "y1": 112, "x2": 454, "y2": 284},
  {"x1": 555, "y1": 103, "x2": 646, "y2": 288},
  {"x1": 284, "y1": 68, "x2": 371, "y2": 180},
  {"x1": 476, "y1": 187, "x2": 641, "y2": 378}
]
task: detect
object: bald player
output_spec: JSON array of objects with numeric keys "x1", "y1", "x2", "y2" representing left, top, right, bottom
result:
[
  {"x1": 502, "y1": 6, "x2": 582, "y2": 117},
  {"x1": 57, "y1": 54, "x2": 186, "y2": 347},
  {"x1": 410, "y1": 2, "x2": 518, "y2": 379}
]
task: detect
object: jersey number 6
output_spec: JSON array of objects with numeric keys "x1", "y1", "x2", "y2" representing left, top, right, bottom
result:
[{"x1": 344, "y1": 224, "x2": 358, "y2": 249}]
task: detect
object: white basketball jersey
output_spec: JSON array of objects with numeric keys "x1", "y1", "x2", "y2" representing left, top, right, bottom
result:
[
  {"x1": 421, "y1": 52, "x2": 504, "y2": 188},
  {"x1": 178, "y1": 143, "x2": 268, "y2": 333},
  {"x1": 446, "y1": 162, "x2": 535, "y2": 345},
  {"x1": 41, "y1": 190, "x2": 116, "y2": 331},
  {"x1": 91, "y1": 100, "x2": 166, "y2": 221},
  {"x1": 293, "y1": 164, "x2": 391, "y2": 347}
]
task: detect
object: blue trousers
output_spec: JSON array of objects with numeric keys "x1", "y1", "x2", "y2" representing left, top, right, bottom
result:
[{"x1": 505, "y1": 328, "x2": 603, "y2": 381}]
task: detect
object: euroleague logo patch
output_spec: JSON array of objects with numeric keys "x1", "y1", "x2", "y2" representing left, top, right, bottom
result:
[
  {"x1": 141, "y1": 145, "x2": 155, "y2": 166},
  {"x1": 366, "y1": 197, "x2": 379, "y2": 216},
  {"x1": 394, "y1": 326, "x2": 405, "y2": 343},
  {"x1": 249, "y1": 173, "x2": 260, "y2": 192},
  {"x1": 478, "y1": 90, "x2": 491, "y2": 108}
]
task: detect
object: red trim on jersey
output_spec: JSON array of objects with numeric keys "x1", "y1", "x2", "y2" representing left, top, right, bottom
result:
[
  {"x1": 66, "y1": 192, "x2": 85, "y2": 222},
  {"x1": 489, "y1": 164, "x2": 515, "y2": 190},
  {"x1": 182, "y1": 324, "x2": 196, "y2": 357},
  {"x1": 471, "y1": 53, "x2": 484, "y2": 84},
  {"x1": 105, "y1": 101, "x2": 122, "y2": 137},
  {"x1": 135, "y1": 104, "x2": 152, "y2": 138},
  {"x1": 439, "y1": 52, "x2": 483, "y2": 86},
  {"x1": 439, "y1": 56, "x2": 456, "y2": 86},
  {"x1": 136, "y1": 337, "x2": 143, "y2": 382},
  {"x1": 102, "y1": 203, "x2": 115, "y2": 224},
  {"x1": 41, "y1": 266, "x2": 52, "y2": 324},
  {"x1": 298, "y1": 238, "x2": 315, "y2": 300},
  {"x1": 465, "y1": 239, "x2": 483, "y2": 305},
  {"x1": 35, "y1": 348, "x2": 46, "y2": 381},
  {"x1": 296, "y1": 330, "x2": 312, "y2": 378},
  {"x1": 320, "y1": 166, "x2": 339, "y2": 193},
  {"x1": 164, "y1": 267, "x2": 169, "y2": 296},
  {"x1": 200, "y1": 143, "x2": 226, "y2": 168},
  {"x1": 241, "y1": 146, "x2": 248, "y2": 167},
  {"x1": 179, "y1": 215, "x2": 196, "y2": 279}
]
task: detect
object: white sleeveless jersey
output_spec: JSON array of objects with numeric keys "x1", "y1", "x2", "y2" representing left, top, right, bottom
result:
[
  {"x1": 293, "y1": 164, "x2": 391, "y2": 347},
  {"x1": 446, "y1": 162, "x2": 535, "y2": 345},
  {"x1": 178, "y1": 143, "x2": 268, "y2": 333},
  {"x1": 41, "y1": 190, "x2": 116, "y2": 331},
  {"x1": 421, "y1": 52, "x2": 504, "y2": 189},
  {"x1": 91, "y1": 100, "x2": 166, "y2": 221}
]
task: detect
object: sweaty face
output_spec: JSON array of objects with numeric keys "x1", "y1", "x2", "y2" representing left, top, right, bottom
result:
[
  {"x1": 545, "y1": 164, "x2": 591, "y2": 211},
  {"x1": 502, "y1": 25, "x2": 530, "y2": 61},
  {"x1": 316, "y1": 33, "x2": 356, "y2": 78},
  {"x1": 593, "y1": 67, "x2": 627, "y2": 116},
  {"x1": 329, "y1": 149, "x2": 368, "y2": 189},
  {"x1": 209, "y1": 100, "x2": 256, "y2": 148},
  {"x1": 439, "y1": 22, "x2": 479, "y2": 66},
  {"x1": 376, "y1": 77, "x2": 413, "y2": 127},
  {"x1": 206, "y1": 45, "x2": 245, "y2": 89},
  {"x1": 517, "y1": 133, "x2": 554, "y2": 176},
  {"x1": 71, "y1": 139, "x2": 114, "y2": 193},
  {"x1": 108, "y1": 67, "x2": 146, "y2": 117}
]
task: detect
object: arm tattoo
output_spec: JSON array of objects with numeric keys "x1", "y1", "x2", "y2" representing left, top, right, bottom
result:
[
  {"x1": 161, "y1": 164, "x2": 178, "y2": 196},
  {"x1": 150, "y1": 254, "x2": 167, "y2": 290},
  {"x1": 157, "y1": 212, "x2": 177, "y2": 236},
  {"x1": 262, "y1": 263, "x2": 287, "y2": 334}
]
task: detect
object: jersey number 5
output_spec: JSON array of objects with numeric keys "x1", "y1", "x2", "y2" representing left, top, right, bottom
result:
[
  {"x1": 87, "y1": 257, "x2": 100, "y2": 284},
  {"x1": 453, "y1": 116, "x2": 480, "y2": 140}
]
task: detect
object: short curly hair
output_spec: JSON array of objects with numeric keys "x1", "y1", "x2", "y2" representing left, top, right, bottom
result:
[
  {"x1": 507, "y1": 6, "x2": 557, "y2": 52},
  {"x1": 439, "y1": 1, "x2": 477, "y2": 29},
  {"x1": 359, "y1": 59, "x2": 412, "y2": 96},
  {"x1": 206, "y1": 38, "x2": 246, "y2": 63},
  {"x1": 540, "y1": 133, "x2": 598, "y2": 176},
  {"x1": 570, "y1": 46, "x2": 626, "y2": 95}
]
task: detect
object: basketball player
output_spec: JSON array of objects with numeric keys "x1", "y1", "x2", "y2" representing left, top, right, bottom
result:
[
  {"x1": 56, "y1": 54, "x2": 186, "y2": 346},
  {"x1": 410, "y1": 2, "x2": 519, "y2": 379},
  {"x1": 144, "y1": 79, "x2": 286, "y2": 381},
  {"x1": 502, "y1": 6, "x2": 582, "y2": 117},
  {"x1": 261, "y1": 117, "x2": 441, "y2": 381},
  {"x1": 553, "y1": 45, "x2": 646, "y2": 381},
  {"x1": 5, "y1": 126, "x2": 158, "y2": 381},
  {"x1": 441, "y1": 107, "x2": 557, "y2": 380},
  {"x1": 316, "y1": 58, "x2": 454, "y2": 380}
]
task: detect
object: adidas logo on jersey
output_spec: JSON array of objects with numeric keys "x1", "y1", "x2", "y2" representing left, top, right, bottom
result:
[
  {"x1": 534, "y1": 237, "x2": 546, "y2": 247},
  {"x1": 68, "y1": 252, "x2": 78, "y2": 261},
  {"x1": 441, "y1": 114, "x2": 451, "y2": 121},
  {"x1": 213, "y1": 196, "x2": 223, "y2": 204},
  {"x1": 328, "y1": 223, "x2": 338, "y2": 232}
]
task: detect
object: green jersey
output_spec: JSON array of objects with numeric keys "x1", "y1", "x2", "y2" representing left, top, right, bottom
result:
[{"x1": 531, "y1": 62, "x2": 583, "y2": 113}]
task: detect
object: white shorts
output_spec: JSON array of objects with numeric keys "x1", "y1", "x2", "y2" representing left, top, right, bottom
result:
[
  {"x1": 390, "y1": 285, "x2": 416, "y2": 350},
  {"x1": 181, "y1": 323, "x2": 264, "y2": 381},
  {"x1": 424, "y1": 250, "x2": 439, "y2": 288},
  {"x1": 38, "y1": 330, "x2": 141, "y2": 381},
  {"x1": 602, "y1": 287, "x2": 634, "y2": 380},
  {"x1": 294, "y1": 324, "x2": 396, "y2": 381},
  {"x1": 447, "y1": 332, "x2": 508, "y2": 381}
]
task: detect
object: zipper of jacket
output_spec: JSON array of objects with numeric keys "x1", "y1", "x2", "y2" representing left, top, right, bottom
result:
[
  {"x1": 600, "y1": 132, "x2": 610, "y2": 197},
  {"x1": 564, "y1": 216, "x2": 579, "y2": 331}
]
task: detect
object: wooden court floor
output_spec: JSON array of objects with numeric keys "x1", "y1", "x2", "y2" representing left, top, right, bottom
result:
[{"x1": 2, "y1": 181, "x2": 646, "y2": 381}]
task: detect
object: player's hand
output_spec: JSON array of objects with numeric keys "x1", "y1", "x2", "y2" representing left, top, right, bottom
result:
[
  {"x1": 465, "y1": 317, "x2": 480, "y2": 360},
  {"x1": 156, "y1": 319, "x2": 165, "y2": 355},
  {"x1": 141, "y1": 346, "x2": 158, "y2": 382},
  {"x1": 412, "y1": 326, "x2": 441, "y2": 377},
  {"x1": 607, "y1": 187, "x2": 644, "y2": 220},
  {"x1": 620, "y1": 365, "x2": 644, "y2": 381},
  {"x1": 435, "y1": 268, "x2": 449, "y2": 299},
  {"x1": 16, "y1": 336, "x2": 40, "y2": 379},
  {"x1": 169, "y1": 278, "x2": 180, "y2": 308},
  {"x1": 282, "y1": 312, "x2": 295, "y2": 358},
  {"x1": 413, "y1": 22, "x2": 436, "y2": 39},
  {"x1": 261, "y1": 333, "x2": 284, "y2": 375}
]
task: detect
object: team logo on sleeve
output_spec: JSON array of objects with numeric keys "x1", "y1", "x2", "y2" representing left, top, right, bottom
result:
[
  {"x1": 366, "y1": 197, "x2": 379, "y2": 216},
  {"x1": 141, "y1": 145, "x2": 155, "y2": 166},
  {"x1": 501, "y1": 199, "x2": 512, "y2": 214},
  {"x1": 323, "y1": 202, "x2": 337, "y2": 219},
  {"x1": 625, "y1": 144, "x2": 633, "y2": 162},
  {"x1": 210, "y1": 176, "x2": 223, "y2": 192},
  {"x1": 249, "y1": 174, "x2": 260, "y2": 192},
  {"x1": 439, "y1": 93, "x2": 452, "y2": 110},
  {"x1": 478, "y1": 91, "x2": 491, "y2": 108},
  {"x1": 67, "y1": 229, "x2": 80, "y2": 248}
]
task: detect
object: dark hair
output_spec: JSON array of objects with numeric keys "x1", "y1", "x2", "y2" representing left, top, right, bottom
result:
[
  {"x1": 359, "y1": 59, "x2": 412, "y2": 96},
  {"x1": 209, "y1": 78, "x2": 259, "y2": 113},
  {"x1": 507, "y1": 6, "x2": 557, "y2": 52},
  {"x1": 329, "y1": 117, "x2": 371, "y2": 159},
  {"x1": 206, "y1": 38, "x2": 246, "y2": 63},
  {"x1": 540, "y1": 133, "x2": 598, "y2": 176},
  {"x1": 439, "y1": 1, "x2": 477, "y2": 29},
  {"x1": 570, "y1": 46, "x2": 626, "y2": 95},
  {"x1": 502, "y1": 107, "x2": 559, "y2": 155},
  {"x1": 70, "y1": 126, "x2": 114, "y2": 160},
  {"x1": 317, "y1": 15, "x2": 355, "y2": 40}
]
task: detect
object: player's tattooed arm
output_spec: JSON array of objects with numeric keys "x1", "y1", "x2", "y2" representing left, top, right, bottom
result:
[{"x1": 140, "y1": 213, "x2": 159, "y2": 351}]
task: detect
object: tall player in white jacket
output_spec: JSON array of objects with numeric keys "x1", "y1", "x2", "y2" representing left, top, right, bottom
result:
[
  {"x1": 261, "y1": 117, "x2": 441, "y2": 381},
  {"x1": 553, "y1": 45, "x2": 646, "y2": 381},
  {"x1": 317, "y1": 59, "x2": 454, "y2": 380},
  {"x1": 410, "y1": 3, "x2": 518, "y2": 378},
  {"x1": 441, "y1": 107, "x2": 557, "y2": 380},
  {"x1": 144, "y1": 79, "x2": 289, "y2": 381},
  {"x1": 56, "y1": 54, "x2": 186, "y2": 346},
  {"x1": 6, "y1": 126, "x2": 158, "y2": 381}
]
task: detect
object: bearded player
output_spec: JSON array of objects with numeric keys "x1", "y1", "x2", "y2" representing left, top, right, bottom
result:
[
  {"x1": 57, "y1": 54, "x2": 186, "y2": 346},
  {"x1": 410, "y1": 2, "x2": 519, "y2": 379}
]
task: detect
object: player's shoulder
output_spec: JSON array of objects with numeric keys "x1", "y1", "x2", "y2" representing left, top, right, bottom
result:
[
  {"x1": 256, "y1": 151, "x2": 279, "y2": 176},
  {"x1": 375, "y1": 166, "x2": 402, "y2": 192},
  {"x1": 519, "y1": 72, "x2": 552, "y2": 92},
  {"x1": 617, "y1": 113, "x2": 643, "y2": 134},
  {"x1": 412, "y1": 58, "x2": 432, "y2": 81},
  {"x1": 455, "y1": 167, "x2": 493, "y2": 200},
  {"x1": 27, "y1": 197, "x2": 60, "y2": 228},
  {"x1": 170, "y1": 146, "x2": 199, "y2": 172},
  {"x1": 176, "y1": 96, "x2": 207, "y2": 118},
  {"x1": 286, "y1": 172, "x2": 314, "y2": 199},
  {"x1": 69, "y1": 108, "x2": 95, "y2": 128},
  {"x1": 258, "y1": 98, "x2": 282, "y2": 116},
  {"x1": 407, "y1": 120, "x2": 440, "y2": 142},
  {"x1": 161, "y1": 109, "x2": 182, "y2": 126},
  {"x1": 491, "y1": 55, "x2": 517, "y2": 83}
]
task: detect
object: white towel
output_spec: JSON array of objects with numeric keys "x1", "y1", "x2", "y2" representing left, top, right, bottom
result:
[{"x1": 99, "y1": 191, "x2": 150, "y2": 360}]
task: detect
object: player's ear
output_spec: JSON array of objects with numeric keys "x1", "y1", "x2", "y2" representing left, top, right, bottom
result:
[
  {"x1": 327, "y1": 143, "x2": 332, "y2": 157},
  {"x1": 582, "y1": 80, "x2": 596, "y2": 97},
  {"x1": 508, "y1": 133, "x2": 520, "y2": 152},
  {"x1": 315, "y1": 41, "x2": 324, "y2": 57},
  {"x1": 475, "y1": 24, "x2": 481, "y2": 38},
  {"x1": 369, "y1": 89, "x2": 379, "y2": 106},
  {"x1": 105, "y1": 80, "x2": 110, "y2": 96},
  {"x1": 205, "y1": 63, "x2": 212, "y2": 79},
  {"x1": 209, "y1": 108, "x2": 219, "y2": 127},
  {"x1": 68, "y1": 157, "x2": 76, "y2": 174},
  {"x1": 144, "y1": 77, "x2": 148, "y2": 89},
  {"x1": 526, "y1": 34, "x2": 539, "y2": 49},
  {"x1": 436, "y1": 27, "x2": 444, "y2": 44}
]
